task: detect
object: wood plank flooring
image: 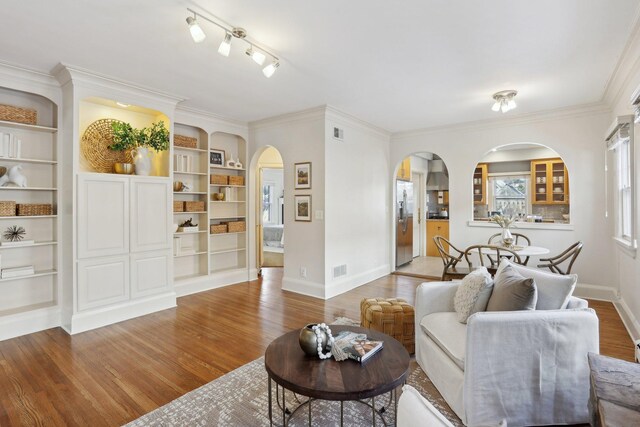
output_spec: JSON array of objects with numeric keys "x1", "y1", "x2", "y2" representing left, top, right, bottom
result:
[{"x1": 0, "y1": 269, "x2": 634, "y2": 426}]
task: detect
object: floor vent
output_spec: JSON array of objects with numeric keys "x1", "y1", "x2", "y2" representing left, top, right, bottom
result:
[{"x1": 333, "y1": 264, "x2": 347, "y2": 278}]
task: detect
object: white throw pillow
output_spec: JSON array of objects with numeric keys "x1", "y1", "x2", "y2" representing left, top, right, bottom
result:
[
  {"x1": 495, "y1": 259, "x2": 577, "y2": 310},
  {"x1": 453, "y1": 267, "x2": 493, "y2": 323}
]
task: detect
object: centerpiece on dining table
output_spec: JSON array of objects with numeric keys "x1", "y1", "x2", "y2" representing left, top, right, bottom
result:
[{"x1": 490, "y1": 214, "x2": 517, "y2": 247}]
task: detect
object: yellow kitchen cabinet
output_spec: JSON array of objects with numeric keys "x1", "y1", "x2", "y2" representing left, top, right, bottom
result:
[
  {"x1": 531, "y1": 158, "x2": 569, "y2": 204},
  {"x1": 397, "y1": 157, "x2": 411, "y2": 181},
  {"x1": 473, "y1": 163, "x2": 487, "y2": 205},
  {"x1": 426, "y1": 220, "x2": 449, "y2": 257}
]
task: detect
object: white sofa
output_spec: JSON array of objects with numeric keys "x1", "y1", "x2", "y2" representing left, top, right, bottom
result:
[{"x1": 415, "y1": 280, "x2": 599, "y2": 427}]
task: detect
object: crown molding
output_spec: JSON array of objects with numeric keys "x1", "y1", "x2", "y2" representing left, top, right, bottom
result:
[
  {"x1": 249, "y1": 105, "x2": 327, "y2": 130},
  {"x1": 392, "y1": 102, "x2": 611, "y2": 141},
  {"x1": 51, "y1": 63, "x2": 185, "y2": 106},
  {"x1": 0, "y1": 60, "x2": 62, "y2": 103},
  {"x1": 602, "y1": 4, "x2": 640, "y2": 108},
  {"x1": 325, "y1": 105, "x2": 391, "y2": 140},
  {"x1": 175, "y1": 105, "x2": 249, "y2": 133}
]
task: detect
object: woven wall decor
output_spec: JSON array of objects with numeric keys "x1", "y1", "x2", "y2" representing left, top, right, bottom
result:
[{"x1": 81, "y1": 118, "x2": 133, "y2": 173}]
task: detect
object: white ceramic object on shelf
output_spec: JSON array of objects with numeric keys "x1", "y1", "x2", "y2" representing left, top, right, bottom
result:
[
  {"x1": 0, "y1": 165, "x2": 27, "y2": 187},
  {"x1": 132, "y1": 147, "x2": 153, "y2": 176}
]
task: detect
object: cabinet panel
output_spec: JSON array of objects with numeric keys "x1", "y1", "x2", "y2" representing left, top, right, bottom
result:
[
  {"x1": 473, "y1": 164, "x2": 488, "y2": 205},
  {"x1": 130, "y1": 178, "x2": 170, "y2": 252},
  {"x1": 531, "y1": 159, "x2": 569, "y2": 205},
  {"x1": 131, "y1": 250, "x2": 170, "y2": 298},
  {"x1": 78, "y1": 175, "x2": 129, "y2": 259},
  {"x1": 397, "y1": 157, "x2": 411, "y2": 181},
  {"x1": 77, "y1": 256, "x2": 129, "y2": 311},
  {"x1": 426, "y1": 221, "x2": 449, "y2": 257}
]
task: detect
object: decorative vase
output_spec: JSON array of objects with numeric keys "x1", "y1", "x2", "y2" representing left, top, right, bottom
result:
[
  {"x1": 132, "y1": 147, "x2": 154, "y2": 176},
  {"x1": 501, "y1": 227, "x2": 514, "y2": 247},
  {"x1": 299, "y1": 323, "x2": 328, "y2": 356}
]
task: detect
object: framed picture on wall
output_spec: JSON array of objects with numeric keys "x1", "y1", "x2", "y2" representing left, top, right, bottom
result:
[
  {"x1": 294, "y1": 162, "x2": 311, "y2": 190},
  {"x1": 210, "y1": 149, "x2": 225, "y2": 166},
  {"x1": 294, "y1": 195, "x2": 312, "y2": 222}
]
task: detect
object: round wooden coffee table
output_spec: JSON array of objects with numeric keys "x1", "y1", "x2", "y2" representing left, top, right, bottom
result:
[{"x1": 264, "y1": 325, "x2": 410, "y2": 426}]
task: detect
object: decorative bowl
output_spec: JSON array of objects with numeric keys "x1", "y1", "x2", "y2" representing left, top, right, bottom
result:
[
  {"x1": 173, "y1": 181, "x2": 184, "y2": 192},
  {"x1": 113, "y1": 163, "x2": 134, "y2": 174},
  {"x1": 213, "y1": 192, "x2": 225, "y2": 201},
  {"x1": 299, "y1": 324, "x2": 328, "y2": 356}
]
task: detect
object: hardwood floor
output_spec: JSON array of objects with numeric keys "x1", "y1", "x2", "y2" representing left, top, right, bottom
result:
[{"x1": 0, "y1": 269, "x2": 634, "y2": 426}]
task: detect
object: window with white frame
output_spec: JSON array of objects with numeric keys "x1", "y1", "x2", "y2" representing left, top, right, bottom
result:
[
  {"x1": 487, "y1": 173, "x2": 531, "y2": 218},
  {"x1": 607, "y1": 116, "x2": 636, "y2": 249}
]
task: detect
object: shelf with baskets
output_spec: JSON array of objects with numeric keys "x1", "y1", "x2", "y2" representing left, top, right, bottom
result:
[{"x1": 0, "y1": 86, "x2": 60, "y2": 324}]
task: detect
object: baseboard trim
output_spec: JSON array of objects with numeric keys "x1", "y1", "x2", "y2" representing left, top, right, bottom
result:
[
  {"x1": 325, "y1": 264, "x2": 391, "y2": 299},
  {"x1": 615, "y1": 298, "x2": 640, "y2": 342},
  {"x1": 174, "y1": 269, "x2": 249, "y2": 297},
  {"x1": 573, "y1": 283, "x2": 618, "y2": 301},
  {"x1": 0, "y1": 306, "x2": 61, "y2": 342},
  {"x1": 69, "y1": 292, "x2": 177, "y2": 334},
  {"x1": 282, "y1": 276, "x2": 325, "y2": 299}
]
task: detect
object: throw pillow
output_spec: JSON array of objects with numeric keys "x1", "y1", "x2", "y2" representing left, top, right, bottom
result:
[
  {"x1": 486, "y1": 264, "x2": 537, "y2": 311},
  {"x1": 453, "y1": 267, "x2": 493, "y2": 323},
  {"x1": 495, "y1": 259, "x2": 577, "y2": 310}
]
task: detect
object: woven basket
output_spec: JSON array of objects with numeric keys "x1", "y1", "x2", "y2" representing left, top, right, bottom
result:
[
  {"x1": 81, "y1": 118, "x2": 133, "y2": 173},
  {"x1": 210, "y1": 224, "x2": 227, "y2": 234},
  {"x1": 229, "y1": 175, "x2": 244, "y2": 186},
  {"x1": 225, "y1": 221, "x2": 246, "y2": 233},
  {"x1": 0, "y1": 201, "x2": 16, "y2": 216},
  {"x1": 185, "y1": 201, "x2": 205, "y2": 212},
  {"x1": 173, "y1": 201, "x2": 184, "y2": 212},
  {"x1": 0, "y1": 104, "x2": 37, "y2": 125},
  {"x1": 211, "y1": 175, "x2": 228, "y2": 185},
  {"x1": 174, "y1": 135, "x2": 198, "y2": 149},
  {"x1": 17, "y1": 204, "x2": 52, "y2": 216}
]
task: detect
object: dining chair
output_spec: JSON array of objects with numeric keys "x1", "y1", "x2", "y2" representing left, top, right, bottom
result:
[
  {"x1": 463, "y1": 244, "x2": 523, "y2": 276},
  {"x1": 433, "y1": 236, "x2": 472, "y2": 281},
  {"x1": 537, "y1": 241, "x2": 583, "y2": 275},
  {"x1": 487, "y1": 232, "x2": 531, "y2": 265}
]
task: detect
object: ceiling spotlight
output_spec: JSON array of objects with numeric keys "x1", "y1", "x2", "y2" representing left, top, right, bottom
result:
[
  {"x1": 218, "y1": 32, "x2": 232, "y2": 57},
  {"x1": 186, "y1": 16, "x2": 206, "y2": 43},
  {"x1": 491, "y1": 90, "x2": 518, "y2": 113},
  {"x1": 116, "y1": 102, "x2": 130, "y2": 108},
  {"x1": 246, "y1": 47, "x2": 266, "y2": 65},
  {"x1": 262, "y1": 61, "x2": 279, "y2": 78}
]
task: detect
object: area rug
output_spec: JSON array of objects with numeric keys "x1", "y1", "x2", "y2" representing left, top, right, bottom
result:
[{"x1": 126, "y1": 320, "x2": 463, "y2": 426}]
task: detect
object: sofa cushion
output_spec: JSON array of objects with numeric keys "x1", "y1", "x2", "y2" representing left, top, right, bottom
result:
[
  {"x1": 420, "y1": 312, "x2": 466, "y2": 370},
  {"x1": 454, "y1": 267, "x2": 493, "y2": 324},
  {"x1": 496, "y1": 259, "x2": 577, "y2": 310},
  {"x1": 486, "y1": 264, "x2": 537, "y2": 311}
]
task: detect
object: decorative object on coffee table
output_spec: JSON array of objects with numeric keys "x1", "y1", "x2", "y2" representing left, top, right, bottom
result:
[
  {"x1": 361, "y1": 297, "x2": 415, "y2": 354},
  {"x1": 298, "y1": 323, "x2": 334, "y2": 358},
  {"x1": 265, "y1": 325, "x2": 409, "y2": 426}
]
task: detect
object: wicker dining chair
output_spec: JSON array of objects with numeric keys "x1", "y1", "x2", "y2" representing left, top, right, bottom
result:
[
  {"x1": 487, "y1": 232, "x2": 532, "y2": 265},
  {"x1": 433, "y1": 236, "x2": 472, "y2": 281},
  {"x1": 537, "y1": 241, "x2": 583, "y2": 275},
  {"x1": 463, "y1": 244, "x2": 523, "y2": 276}
]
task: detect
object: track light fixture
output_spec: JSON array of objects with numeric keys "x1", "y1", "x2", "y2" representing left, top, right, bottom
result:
[
  {"x1": 185, "y1": 8, "x2": 281, "y2": 78},
  {"x1": 491, "y1": 90, "x2": 518, "y2": 113}
]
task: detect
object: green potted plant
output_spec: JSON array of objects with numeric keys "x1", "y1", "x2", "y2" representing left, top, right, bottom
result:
[{"x1": 109, "y1": 121, "x2": 169, "y2": 175}]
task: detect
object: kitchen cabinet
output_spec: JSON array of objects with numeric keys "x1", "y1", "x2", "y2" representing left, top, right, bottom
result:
[
  {"x1": 473, "y1": 164, "x2": 487, "y2": 205},
  {"x1": 437, "y1": 191, "x2": 449, "y2": 205},
  {"x1": 397, "y1": 157, "x2": 411, "y2": 181},
  {"x1": 426, "y1": 220, "x2": 449, "y2": 257},
  {"x1": 531, "y1": 158, "x2": 569, "y2": 204}
]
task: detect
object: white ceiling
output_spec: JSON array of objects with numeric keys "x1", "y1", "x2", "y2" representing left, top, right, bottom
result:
[{"x1": 1, "y1": 0, "x2": 639, "y2": 132}]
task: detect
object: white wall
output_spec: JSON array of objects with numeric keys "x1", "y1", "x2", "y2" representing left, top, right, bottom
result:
[
  {"x1": 248, "y1": 108, "x2": 327, "y2": 297},
  {"x1": 392, "y1": 107, "x2": 613, "y2": 292},
  {"x1": 323, "y1": 108, "x2": 391, "y2": 298}
]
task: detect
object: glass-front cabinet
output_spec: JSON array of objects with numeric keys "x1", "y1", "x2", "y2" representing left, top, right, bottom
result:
[{"x1": 531, "y1": 158, "x2": 569, "y2": 204}]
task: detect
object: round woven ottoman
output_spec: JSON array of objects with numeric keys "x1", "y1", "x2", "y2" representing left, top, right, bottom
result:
[{"x1": 360, "y1": 297, "x2": 415, "y2": 355}]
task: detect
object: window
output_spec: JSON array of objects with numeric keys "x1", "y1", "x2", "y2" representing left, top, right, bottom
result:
[
  {"x1": 607, "y1": 116, "x2": 636, "y2": 250},
  {"x1": 262, "y1": 183, "x2": 275, "y2": 224},
  {"x1": 487, "y1": 174, "x2": 531, "y2": 218}
]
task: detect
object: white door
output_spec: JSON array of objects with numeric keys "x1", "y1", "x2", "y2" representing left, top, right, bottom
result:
[
  {"x1": 131, "y1": 250, "x2": 170, "y2": 298},
  {"x1": 77, "y1": 255, "x2": 129, "y2": 311},
  {"x1": 130, "y1": 177, "x2": 171, "y2": 252},
  {"x1": 412, "y1": 173, "x2": 422, "y2": 257},
  {"x1": 77, "y1": 174, "x2": 129, "y2": 259}
]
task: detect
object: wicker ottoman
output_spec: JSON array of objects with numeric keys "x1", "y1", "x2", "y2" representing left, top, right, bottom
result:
[{"x1": 360, "y1": 297, "x2": 415, "y2": 355}]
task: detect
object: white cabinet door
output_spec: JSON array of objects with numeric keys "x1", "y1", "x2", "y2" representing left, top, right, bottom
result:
[
  {"x1": 78, "y1": 174, "x2": 129, "y2": 259},
  {"x1": 130, "y1": 178, "x2": 170, "y2": 253},
  {"x1": 77, "y1": 255, "x2": 129, "y2": 311},
  {"x1": 131, "y1": 250, "x2": 170, "y2": 298}
]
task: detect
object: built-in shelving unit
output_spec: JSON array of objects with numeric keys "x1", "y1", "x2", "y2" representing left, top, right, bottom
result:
[
  {"x1": 0, "y1": 85, "x2": 60, "y2": 326},
  {"x1": 531, "y1": 158, "x2": 569, "y2": 204}
]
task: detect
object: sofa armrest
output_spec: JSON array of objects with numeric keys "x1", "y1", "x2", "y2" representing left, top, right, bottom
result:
[
  {"x1": 566, "y1": 296, "x2": 588, "y2": 309},
  {"x1": 464, "y1": 308, "x2": 599, "y2": 426},
  {"x1": 415, "y1": 281, "x2": 460, "y2": 325}
]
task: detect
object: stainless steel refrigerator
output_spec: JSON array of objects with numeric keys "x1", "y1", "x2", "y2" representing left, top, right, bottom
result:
[{"x1": 396, "y1": 180, "x2": 414, "y2": 267}]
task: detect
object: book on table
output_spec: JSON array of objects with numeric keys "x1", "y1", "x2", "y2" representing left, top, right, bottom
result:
[{"x1": 331, "y1": 331, "x2": 383, "y2": 363}]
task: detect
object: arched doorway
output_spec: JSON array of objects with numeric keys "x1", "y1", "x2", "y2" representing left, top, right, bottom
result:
[
  {"x1": 255, "y1": 147, "x2": 284, "y2": 274},
  {"x1": 394, "y1": 152, "x2": 451, "y2": 279}
]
